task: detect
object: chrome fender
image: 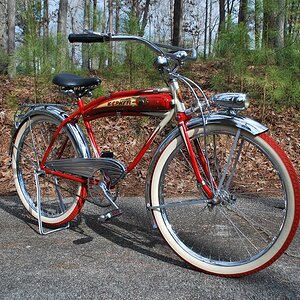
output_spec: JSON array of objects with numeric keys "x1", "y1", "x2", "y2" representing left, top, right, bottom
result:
[
  {"x1": 145, "y1": 113, "x2": 269, "y2": 228},
  {"x1": 201, "y1": 113, "x2": 268, "y2": 136},
  {"x1": 9, "y1": 105, "x2": 91, "y2": 159}
]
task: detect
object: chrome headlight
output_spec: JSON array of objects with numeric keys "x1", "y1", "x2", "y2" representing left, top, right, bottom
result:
[
  {"x1": 212, "y1": 93, "x2": 250, "y2": 110},
  {"x1": 153, "y1": 56, "x2": 169, "y2": 70}
]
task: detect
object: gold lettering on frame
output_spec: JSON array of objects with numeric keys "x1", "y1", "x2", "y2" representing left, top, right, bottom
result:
[{"x1": 96, "y1": 97, "x2": 139, "y2": 108}]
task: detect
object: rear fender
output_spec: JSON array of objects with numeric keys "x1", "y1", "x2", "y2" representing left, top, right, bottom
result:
[{"x1": 9, "y1": 105, "x2": 91, "y2": 159}]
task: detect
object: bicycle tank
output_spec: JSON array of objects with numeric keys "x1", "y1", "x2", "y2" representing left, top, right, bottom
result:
[{"x1": 83, "y1": 88, "x2": 173, "y2": 120}]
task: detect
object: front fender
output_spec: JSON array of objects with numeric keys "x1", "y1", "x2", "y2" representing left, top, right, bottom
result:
[
  {"x1": 9, "y1": 105, "x2": 91, "y2": 159},
  {"x1": 145, "y1": 112, "x2": 268, "y2": 228},
  {"x1": 202, "y1": 113, "x2": 268, "y2": 136}
]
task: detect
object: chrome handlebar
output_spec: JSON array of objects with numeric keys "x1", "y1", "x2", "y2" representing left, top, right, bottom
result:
[{"x1": 68, "y1": 31, "x2": 197, "y2": 62}]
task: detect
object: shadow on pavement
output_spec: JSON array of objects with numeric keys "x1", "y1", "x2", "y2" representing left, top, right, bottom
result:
[{"x1": 82, "y1": 211, "x2": 191, "y2": 270}]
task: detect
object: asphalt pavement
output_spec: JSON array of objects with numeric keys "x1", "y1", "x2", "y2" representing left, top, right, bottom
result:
[{"x1": 0, "y1": 194, "x2": 299, "y2": 300}]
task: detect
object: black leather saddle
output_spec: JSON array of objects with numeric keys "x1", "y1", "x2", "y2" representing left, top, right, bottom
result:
[{"x1": 52, "y1": 73, "x2": 101, "y2": 89}]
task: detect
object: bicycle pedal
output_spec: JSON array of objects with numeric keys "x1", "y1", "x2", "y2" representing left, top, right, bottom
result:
[{"x1": 98, "y1": 209, "x2": 123, "y2": 222}]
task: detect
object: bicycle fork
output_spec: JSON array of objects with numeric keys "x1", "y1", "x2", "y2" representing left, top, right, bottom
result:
[
  {"x1": 178, "y1": 115, "x2": 243, "y2": 205},
  {"x1": 176, "y1": 113, "x2": 214, "y2": 199}
]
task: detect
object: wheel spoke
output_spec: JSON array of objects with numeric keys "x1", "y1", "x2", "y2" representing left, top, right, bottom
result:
[
  {"x1": 12, "y1": 142, "x2": 39, "y2": 169},
  {"x1": 224, "y1": 139, "x2": 244, "y2": 190},
  {"x1": 215, "y1": 129, "x2": 241, "y2": 195},
  {"x1": 150, "y1": 198, "x2": 209, "y2": 209},
  {"x1": 226, "y1": 204, "x2": 277, "y2": 240},
  {"x1": 219, "y1": 207, "x2": 257, "y2": 256}
]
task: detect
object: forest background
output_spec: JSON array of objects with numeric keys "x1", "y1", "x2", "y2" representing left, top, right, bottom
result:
[{"x1": 0, "y1": 0, "x2": 299, "y2": 194}]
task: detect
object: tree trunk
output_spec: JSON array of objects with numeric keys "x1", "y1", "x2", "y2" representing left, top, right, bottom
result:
[
  {"x1": 0, "y1": 0, "x2": 7, "y2": 53},
  {"x1": 263, "y1": 0, "x2": 273, "y2": 47},
  {"x1": 108, "y1": 0, "x2": 113, "y2": 33},
  {"x1": 116, "y1": 0, "x2": 120, "y2": 34},
  {"x1": 254, "y1": 0, "x2": 261, "y2": 49},
  {"x1": 287, "y1": 0, "x2": 299, "y2": 39},
  {"x1": 140, "y1": 0, "x2": 151, "y2": 35},
  {"x1": 218, "y1": 0, "x2": 226, "y2": 33},
  {"x1": 57, "y1": 0, "x2": 68, "y2": 71},
  {"x1": 91, "y1": 0, "x2": 98, "y2": 69},
  {"x1": 7, "y1": 0, "x2": 16, "y2": 77},
  {"x1": 227, "y1": 0, "x2": 235, "y2": 16},
  {"x1": 71, "y1": 12, "x2": 76, "y2": 65},
  {"x1": 238, "y1": 0, "x2": 248, "y2": 24},
  {"x1": 93, "y1": 0, "x2": 97, "y2": 31},
  {"x1": 204, "y1": 0, "x2": 209, "y2": 59},
  {"x1": 103, "y1": 0, "x2": 106, "y2": 32},
  {"x1": 275, "y1": 0, "x2": 285, "y2": 48},
  {"x1": 170, "y1": 0, "x2": 173, "y2": 40},
  {"x1": 108, "y1": 0, "x2": 113, "y2": 66},
  {"x1": 208, "y1": 0, "x2": 213, "y2": 55},
  {"x1": 57, "y1": 0, "x2": 68, "y2": 37},
  {"x1": 82, "y1": 0, "x2": 90, "y2": 69},
  {"x1": 43, "y1": 0, "x2": 49, "y2": 38},
  {"x1": 263, "y1": 0, "x2": 286, "y2": 48},
  {"x1": 172, "y1": 0, "x2": 183, "y2": 46},
  {"x1": 43, "y1": 0, "x2": 49, "y2": 67}
]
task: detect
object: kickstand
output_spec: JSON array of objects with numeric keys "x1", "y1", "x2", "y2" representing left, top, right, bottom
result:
[{"x1": 34, "y1": 171, "x2": 70, "y2": 235}]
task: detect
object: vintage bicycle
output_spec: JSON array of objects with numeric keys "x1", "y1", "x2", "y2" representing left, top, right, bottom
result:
[{"x1": 10, "y1": 32, "x2": 300, "y2": 277}]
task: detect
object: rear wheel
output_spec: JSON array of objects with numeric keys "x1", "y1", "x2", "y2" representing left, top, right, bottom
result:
[
  {"x1": 150, "y1": 124, "x2": 300, "y2": 276},
  {"x1": 12, "y1": 114, "x2": 87, "y2": 225}
]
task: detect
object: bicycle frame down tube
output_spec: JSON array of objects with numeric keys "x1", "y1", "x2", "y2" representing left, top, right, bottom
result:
[
  {"x1": 127, "y1": 109, "x2": 174, "y2": 173},
  {"x1": 127, "y1": 126, "x2": 160, "y2": 173},
  {"x1": 177, "y1": 113, "x2": 213, "y2": 199}
]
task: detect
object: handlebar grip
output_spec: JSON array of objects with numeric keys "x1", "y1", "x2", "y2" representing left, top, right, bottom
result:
[{"x1": 68, "y1": 32, "x2": 111, "y2": 43}]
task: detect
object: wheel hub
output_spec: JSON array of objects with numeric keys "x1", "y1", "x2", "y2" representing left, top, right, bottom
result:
[{"x1": 210, "y1": 189, "x2": 236, "y2": 206}]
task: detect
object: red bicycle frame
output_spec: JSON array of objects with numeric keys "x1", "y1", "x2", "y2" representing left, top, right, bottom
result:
[{"x1": 40, "y1": 87, "x2": 214, "y2": 199}]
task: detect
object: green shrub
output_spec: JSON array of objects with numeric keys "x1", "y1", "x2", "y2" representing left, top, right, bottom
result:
[{"x1": 213, "y1": 25, "x2": 300, "y2": 108}]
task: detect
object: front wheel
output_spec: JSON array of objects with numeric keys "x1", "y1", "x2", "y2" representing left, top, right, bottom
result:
[{"x1": 150, "y1": 124, "x2": 300, "y2": 277}]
